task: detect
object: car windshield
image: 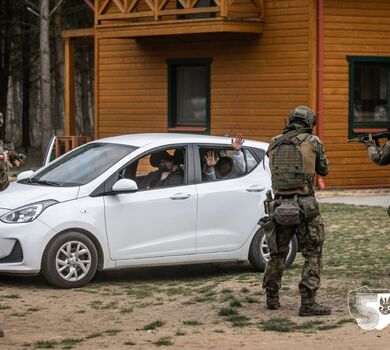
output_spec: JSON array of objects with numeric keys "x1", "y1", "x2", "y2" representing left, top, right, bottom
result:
[{"x1": 29, "y1": 142, "x2": 136, "y2": 187}]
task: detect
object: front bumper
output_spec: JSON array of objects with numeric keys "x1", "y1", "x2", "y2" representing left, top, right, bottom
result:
[{"x1": 0, "y1": 217, "x2": 57, "y2": 274}]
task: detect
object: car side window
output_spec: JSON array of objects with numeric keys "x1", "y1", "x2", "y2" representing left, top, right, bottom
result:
[
  {"x1": 199, "y1": 146, "x2": 257, "y2": 183},
  {"x1": 245, "y1": 149, "x2": 258, "y2": 173},
  {"x1": 120, "y1": 147, "x2": 186, "y2": 190}
]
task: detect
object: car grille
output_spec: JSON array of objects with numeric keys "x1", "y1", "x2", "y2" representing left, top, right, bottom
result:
[{"x1": 0, "y1": 240, "x2": 23, "y2": 263}]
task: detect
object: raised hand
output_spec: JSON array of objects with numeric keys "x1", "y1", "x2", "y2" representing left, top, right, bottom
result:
[
  {"x1": 232, "y1": 133, "x2": 244, "y2": 151},
  {"x1": 203, "y1": 151, "x2": 217, "y2": 168}
]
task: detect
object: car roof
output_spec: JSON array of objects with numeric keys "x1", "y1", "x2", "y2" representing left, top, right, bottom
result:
[{"x1": 96, "y1": 133, "x2": 269, "y2": 149}]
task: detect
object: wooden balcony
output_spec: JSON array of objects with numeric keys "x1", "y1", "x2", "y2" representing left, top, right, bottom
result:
[{"x1": 95, "y1": 0, "x2": 264, "y2": 37}]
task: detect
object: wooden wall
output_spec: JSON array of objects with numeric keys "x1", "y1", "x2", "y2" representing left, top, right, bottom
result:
[
  {"x1": 94, "y1": 0, "x2": 390, "y2": 188},
  {"x1": 96, "y1": 0, "x2": 312, "y2": 140},
  {"x1": 323, "y1": 0, "x2": 390, "y2": 187}
]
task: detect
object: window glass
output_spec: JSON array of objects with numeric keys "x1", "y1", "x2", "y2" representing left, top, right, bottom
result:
[
  {"x1": 199, "y1": 146, "x2": 248, "y2": 182},
  {"x1": 167, "y1": 59, "x2": 211, "y2": 131},
  {"x1": 245, "y1": 149, "x2": 258, "y2": 173},
  {"x1": 31, "y1": 143, "x2": 136, "y2": 187},
  {"x1": 120, "y1": 147, "x2": 186, "y2": 190},
  {"x1": 353, "y1": 62, "x2": 389, "y2": 123},
  {"x1": 176, "y1": 66, "x2": 207, "y2": 126}
]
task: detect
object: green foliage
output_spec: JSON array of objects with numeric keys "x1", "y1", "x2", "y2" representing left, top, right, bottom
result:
[
  {"x1": 183, "y1": 320, "x2": 202, "y2": 326},
  {"x1": 143, "y1": 320, "x2": 165, "y2": 330},
  {"x1": 153, "y1": 337, "x2": 173, "y2": 346},
  {"x1": 218, "y1": 307, "x2": 238, "y2": 317}
]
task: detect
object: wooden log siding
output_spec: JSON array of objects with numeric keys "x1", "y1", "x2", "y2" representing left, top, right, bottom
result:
[
  {"x1": 323, "y1": 0, "x2": 390, "y2": 187},
  {"x1": 96, "y1": 0, "x2": 312, "y2": 144}
]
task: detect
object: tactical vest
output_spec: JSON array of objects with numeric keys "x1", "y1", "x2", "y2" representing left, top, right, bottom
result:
[{"x1": 269, "y1": 133, "x2": 316, "y2": 196}]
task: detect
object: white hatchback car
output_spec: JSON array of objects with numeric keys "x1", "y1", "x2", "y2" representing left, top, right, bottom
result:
[{"x1": 0, "y1": 133, "x2": 297, "y2": 288}]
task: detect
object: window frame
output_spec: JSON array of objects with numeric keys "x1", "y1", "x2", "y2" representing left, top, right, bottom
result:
[
  {"x1": 348, "y1": 56, "x2": 390, "y2": 139},
  {"x1": 91, "y1": 144, "x2": 196, "y2": 196},
  {"x1": 167, "y1": 58, "x2": 212, "y2": 134}
]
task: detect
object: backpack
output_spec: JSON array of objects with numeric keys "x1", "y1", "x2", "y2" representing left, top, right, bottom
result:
[{"x1": 269, "y1": 136, "x2": 306, "y2": 191}]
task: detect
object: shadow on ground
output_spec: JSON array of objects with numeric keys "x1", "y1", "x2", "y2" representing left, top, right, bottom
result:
[{"x1": 0, "y1": 262, "x2": 258, "y2": 288}]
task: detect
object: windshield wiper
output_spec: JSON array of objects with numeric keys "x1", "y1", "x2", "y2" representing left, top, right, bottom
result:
[{"x1": 27, "y1": 178, "x2": 61, "y2": 187}]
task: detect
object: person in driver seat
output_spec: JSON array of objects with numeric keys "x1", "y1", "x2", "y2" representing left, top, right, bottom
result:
[{"x1": 141, "y1": 151, "x2": 183, "y2": 189}]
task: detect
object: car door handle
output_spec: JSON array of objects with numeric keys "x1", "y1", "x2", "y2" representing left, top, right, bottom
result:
[
  {"x1": 169, "y1": 193, "x2": 191, "y2": 200},
  {"x1": 246, "y1": 185, "x2": 266, "y2": 193}
]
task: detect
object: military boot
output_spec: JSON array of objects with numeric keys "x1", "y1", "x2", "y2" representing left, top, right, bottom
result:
[
  {"x1": 299, "y1": 303, "x2": 331, "y2": 316},
  {"x1": 266, "y1": 293, "x2": 280, "y2": 310}
]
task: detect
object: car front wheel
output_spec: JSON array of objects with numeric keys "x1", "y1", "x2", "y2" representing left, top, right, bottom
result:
[
  {"x1": 41, "y1": 231, "x2": 98, "y2": 288},
  {"x1": 248, "y1": 227, "x2": 298, "y2": 272}
]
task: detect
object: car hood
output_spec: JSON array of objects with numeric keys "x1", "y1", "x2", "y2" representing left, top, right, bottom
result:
[{"x1": 0, "y1": 181, "x2": 80, "y2": 210}]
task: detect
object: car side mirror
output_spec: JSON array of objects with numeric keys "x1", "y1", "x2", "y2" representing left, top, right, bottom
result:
[
  {"x1": 112, "y1": 179, "x2": 138, "y2": 194},
  {"x1": 16, "y1": 170, "x2": 35, "y2": 181}
]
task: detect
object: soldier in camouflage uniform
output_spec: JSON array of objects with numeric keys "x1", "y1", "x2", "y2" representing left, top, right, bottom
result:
[
  {"x1": 367, "y1": 139, "x2": 390, "y2": 166},
  {"x1": 367, "y1": 138, "x2": 390, "y2": 217},
  {"x1": 262, "y1": 106, "x2": 331, "y2": 316},
  {"x1": 0, "y1": 112, "x2": 9, "y2": 191}
]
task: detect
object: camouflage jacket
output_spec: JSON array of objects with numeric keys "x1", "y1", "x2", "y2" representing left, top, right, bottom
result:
[
  {"x1": 0, "y1": 140, "x2": 9, "y2": 191},
  {"x1": 368, "y1": 141, "x2": 390, "y2": 166}
]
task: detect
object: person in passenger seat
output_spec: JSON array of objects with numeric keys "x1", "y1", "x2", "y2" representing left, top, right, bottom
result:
[
  {"x1": 141, "y1": 151, "x2": 183, "y2": 189},
  {"x1": 203, "y1": 134, "x2": 246, "y2": 181}
]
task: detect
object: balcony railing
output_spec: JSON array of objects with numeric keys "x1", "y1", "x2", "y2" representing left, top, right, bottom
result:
[{"x1": 96, "y1": 0, "x2": 264, "y2": 25}]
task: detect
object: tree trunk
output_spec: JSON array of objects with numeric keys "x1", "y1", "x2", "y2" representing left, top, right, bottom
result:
[
  {"x1": 0, "y1": 0, "x2": 10, "y2": 140},
  {"x1": 40, "y1": 0, "x2": 52, "y2": 154},
  {"x1": 22, "y1": 7, "x2": 31, "y2": 151},
  {"x1": 54, "y1": 3, "x2": 64, "y2": 134}
]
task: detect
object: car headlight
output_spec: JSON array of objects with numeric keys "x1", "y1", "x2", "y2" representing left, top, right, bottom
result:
[{"x1": 0, "y1": 200, "x2": 58, "y2": 224}]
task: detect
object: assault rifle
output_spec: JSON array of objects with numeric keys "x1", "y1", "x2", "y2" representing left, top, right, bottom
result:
[
  {"x1": 347, "y1": 130, "x2": 390, "y2": 147},
  {"x1": 3, "y1": 142, "x2": 26, "y2": 164}
]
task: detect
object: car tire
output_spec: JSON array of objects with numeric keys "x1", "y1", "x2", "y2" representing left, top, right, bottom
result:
[
  {"x1": 41, "y1": 231, "x2": 98, "y2": 288},
  {"x1": 248, "y1": 227, "x2": 298, "y2": 272}
]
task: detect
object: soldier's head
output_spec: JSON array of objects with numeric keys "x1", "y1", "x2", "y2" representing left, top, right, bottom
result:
[
  {"x1": 287, "y1": 106, "x2": 316, "y2": 129},
  {"x1": 0, "y1": 112, "x2": 3, "y2": 128}
]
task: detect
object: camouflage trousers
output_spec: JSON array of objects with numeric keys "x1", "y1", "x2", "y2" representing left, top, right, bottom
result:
[{"x1": 262, "y1": 215, "x2": 325, "y2": 305}]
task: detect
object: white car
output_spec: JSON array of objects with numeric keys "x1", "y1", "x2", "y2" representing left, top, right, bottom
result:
[{"x1": 0, "y1": 133, "x2": 297, "y2": 288}]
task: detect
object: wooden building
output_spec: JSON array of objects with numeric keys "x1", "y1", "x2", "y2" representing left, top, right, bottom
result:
[{"x1": 63, "y1": 0, "x2": 390, "y2": 188}]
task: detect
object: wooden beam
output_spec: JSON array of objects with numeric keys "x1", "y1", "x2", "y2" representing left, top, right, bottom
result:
[
  {"x1": 95, "y1": 18, "x2": 263, "y2": 37},
  {"x1": 62, "y1": 28, "x2": 94, "y2": 38},
  {"x1": 64, "y1": 38, "x2": 75, "y2": 135}
]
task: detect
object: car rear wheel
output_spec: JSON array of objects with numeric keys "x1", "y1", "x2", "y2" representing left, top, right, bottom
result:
[
  {"x1": 41, "y1": 231, "x2": 98, "y2": 288},
  {"x1": 248, "y1": 227, "x2": 298, "y2": 272}
]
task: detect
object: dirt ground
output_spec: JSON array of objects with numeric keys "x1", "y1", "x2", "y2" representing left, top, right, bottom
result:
[
  {"x1": 0, "y1": 268, "x2": 388, "y2": 350},
  {"x1": 1, "y1": 203, "x2": 389, "y2": 350}
]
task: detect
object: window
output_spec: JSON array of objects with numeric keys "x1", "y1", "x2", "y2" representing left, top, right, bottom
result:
[
  {"x1": 167, "y1": 59, "x2": 211, "y2": 133},
  {"x1": 198, "y1": 146, "x2": 259, "y2": 183},
  {"x1": 31, "y1": 143, "x2": 136, "y2": 187},
  {"x1": 348, "y1": 57, "x2": 390, "y2": 137},
  {"x1": 119, "y1": 147, "x2": 186, "y2": 190}
]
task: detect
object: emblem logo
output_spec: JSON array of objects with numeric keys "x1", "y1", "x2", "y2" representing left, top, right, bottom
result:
[{"x1": 348, "y1": 286, "x2": 390, "y2": 330}]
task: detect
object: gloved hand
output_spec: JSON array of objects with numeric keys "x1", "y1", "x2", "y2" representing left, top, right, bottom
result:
[{"x1": 365, "y1": 133, "x2": 375, "y2": 147}]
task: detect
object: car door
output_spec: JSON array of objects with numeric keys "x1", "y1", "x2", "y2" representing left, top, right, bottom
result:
[
  {"x1": 195, "y1": 145, "x2": 270, "y2": 254},
  {"x1": 103, "y1": 145, "x2": 197, "y2": 260}
]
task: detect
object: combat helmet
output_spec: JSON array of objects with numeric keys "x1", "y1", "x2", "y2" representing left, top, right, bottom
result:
[{"x1": 287, "y1": 106, "x2": 316, "y2": 129}]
